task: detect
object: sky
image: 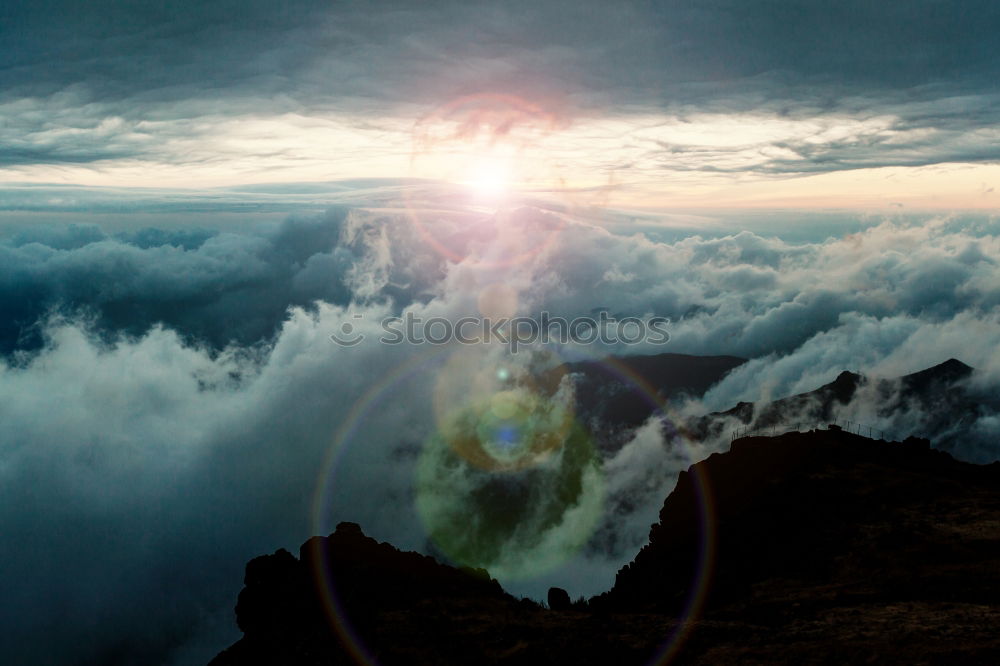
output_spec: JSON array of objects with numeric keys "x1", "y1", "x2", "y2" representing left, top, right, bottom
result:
[
  {"x1": 2, "y1": 2, "x2": 1000, "y2": 665},
  {"x1": 3, "y1": 0, "x2": 1000, "y2": 208}
]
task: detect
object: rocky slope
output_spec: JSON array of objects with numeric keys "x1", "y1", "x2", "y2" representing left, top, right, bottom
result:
[{"x1": 211, "y1": 425, "x2": 1000, "y2": 665}]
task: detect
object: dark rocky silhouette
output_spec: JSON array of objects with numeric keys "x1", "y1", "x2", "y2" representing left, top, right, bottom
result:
[
  {"x1": 547, "y1": 587, "x2": 571, "y2": 611},
  {"x1": 212, "y1": 425, "x2": 1000, "y2": 665},
  {"x1": 211, "y1": 521, "x2": 517, "y2": 666}
]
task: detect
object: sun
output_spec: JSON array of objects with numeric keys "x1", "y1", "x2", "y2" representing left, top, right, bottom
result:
[
  {"x1": 465, "y1": 157, "x2": 511, "y2": 199},
  {"x1": 411, "y1": 94, "x2": 559, "y2": 202}
]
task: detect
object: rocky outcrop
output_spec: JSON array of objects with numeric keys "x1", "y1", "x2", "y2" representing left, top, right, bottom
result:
[
  {"x1": 602, "y1": 427, "x2": 1000, "y2": 612},
  {"x1": 213, "y1": 427, "x2": 1000, "y2": 665},
  {"x1": 211, "y1": 522, "x2": 515, "y2": 666},
  {"x1": 547, "y1": 587, "x2": 571, "y2": 611}
]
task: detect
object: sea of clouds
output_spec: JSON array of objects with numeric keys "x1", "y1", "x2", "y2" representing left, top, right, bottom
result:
[{"x1": 1, "y1": 202, "x2": 999, "y2": 664}]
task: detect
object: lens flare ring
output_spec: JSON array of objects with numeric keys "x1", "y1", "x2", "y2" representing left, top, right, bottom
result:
[
  {"x1": 561, "y1": 351, "x2": 718, "y2": 665},
  {"x1": 310, "y1": 345, "x2": 717, "y2": 664}
]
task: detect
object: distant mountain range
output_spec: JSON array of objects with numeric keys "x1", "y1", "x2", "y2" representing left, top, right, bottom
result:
[
  {"x1": 685, "y1": 358, "x2": 979, "y2": 449},
  {"x1": 545, "y1": 353, "x2": 980, "y2": 442},
  {"x1": 551, "y1": 352, "x2": 747, "y2": 431},
  {"x1": 546, "y1": 353, "x2": 983, "y2": 462}
]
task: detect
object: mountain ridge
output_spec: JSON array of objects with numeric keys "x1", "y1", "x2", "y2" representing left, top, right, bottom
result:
[
  {"x1": 211, "y1": 417, "x2": 1000, "y2": 664},
  {"x1": 686, "y1": 358, "x2": 977, "y2": 446}
]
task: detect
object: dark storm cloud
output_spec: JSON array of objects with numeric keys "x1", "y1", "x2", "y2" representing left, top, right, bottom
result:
[
  {"x1": 0, "y1": 206, "x2": 445, "y2": 355},
  {"x1": 6, "y1": 0, "x2": 999, "y2": 101},
  {"x1": 650, "y1": 0, "x2": 1000, "y2": 88},
  {"x1": 0, "y1": 1, "x2": 330, "y2": 97}
]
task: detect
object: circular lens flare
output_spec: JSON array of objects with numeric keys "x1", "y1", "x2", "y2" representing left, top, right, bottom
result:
[
  {"x1": 415, "y1": 407, "x2": 604, "y2": 580},
  {"x1": 310, "y1": 347, "x2": 718, "y2": 664}
]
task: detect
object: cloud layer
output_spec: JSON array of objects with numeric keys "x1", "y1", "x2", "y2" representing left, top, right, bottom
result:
[{"x1": 1, "y1": 202, "x2": 999, "y2": 663}]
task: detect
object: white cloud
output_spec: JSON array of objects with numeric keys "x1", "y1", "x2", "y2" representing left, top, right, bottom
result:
[{"x1": 1, "y1": 204, "x2": 999, "y2": 663}]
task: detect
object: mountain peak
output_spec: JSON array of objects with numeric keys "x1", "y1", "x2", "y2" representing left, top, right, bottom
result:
[
  {"x1": 900, "y1": 358, "x2": 974, "y2": 395},
  {"x1": 940, "y1": 357, "x2": 972, "y2": 372},
  {"x1": 605, "y1": 428, "x2": 998, "y2": 608}
]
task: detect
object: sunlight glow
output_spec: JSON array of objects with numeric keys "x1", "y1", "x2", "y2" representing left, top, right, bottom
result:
[
  {"x1": 2, "y1": 99, "x2": 996, "y2": 210},
  {"x1": 464, "y1": 158, "x2": 511, "y2": 199}
]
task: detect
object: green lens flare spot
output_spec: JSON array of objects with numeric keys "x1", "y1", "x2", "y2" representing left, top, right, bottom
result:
[{"x1": 415, "y1": 416, "x2": 604, "y2": 580}]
